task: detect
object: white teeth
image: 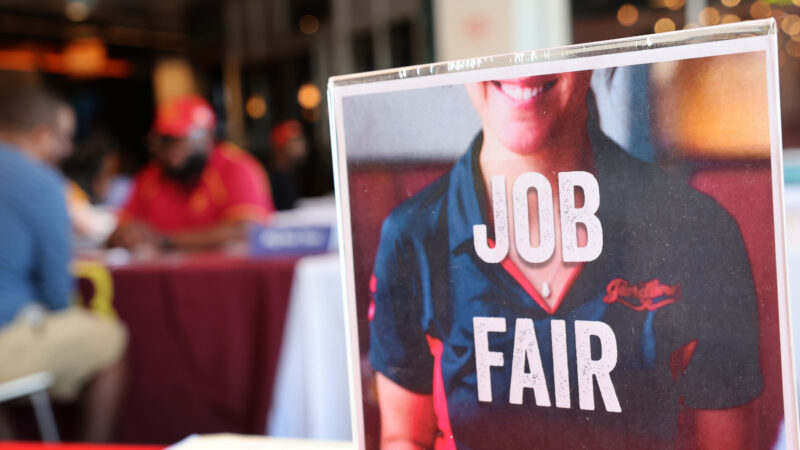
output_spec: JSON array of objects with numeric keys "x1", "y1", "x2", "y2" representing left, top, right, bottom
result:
[
  {"x1": 500, "y1": 82, "x2": 545, "y2": 101},
  {"x1": 501, "y1": 83, "x2": 522, "y2": 100}
]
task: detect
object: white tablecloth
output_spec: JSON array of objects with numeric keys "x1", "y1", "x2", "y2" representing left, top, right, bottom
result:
[
  {"x1": 267, "y1": 252, "x2": 352, "y2": 440},
  {"x1": 171, "y1": 434, "x2": 354, "y2": 450}
]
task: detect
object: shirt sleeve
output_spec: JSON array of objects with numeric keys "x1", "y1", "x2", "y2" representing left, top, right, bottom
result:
[
  {"x1": 368, "y1": 213, "x2": 434, "y2": 394},
  {"x1": 31, "y1": 176, "x2": 72, "y2": 311},
  {"x1": 220, "y1": 157, "x2": 274, "y2": 223},
  {"x1": 118, "y1": 172, "x2": 148, "y2": 223},
  {"x1": 676, "y1": 205, "x2": 763, "y2": 409}
]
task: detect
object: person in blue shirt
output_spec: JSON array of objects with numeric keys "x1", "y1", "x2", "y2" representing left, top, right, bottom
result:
[
  {"x1": 369, "y1": 71, "x2": 762, "y2": 449},
  {"x1": 0, "y1": 83, "x2": 127, "y2": 442}
]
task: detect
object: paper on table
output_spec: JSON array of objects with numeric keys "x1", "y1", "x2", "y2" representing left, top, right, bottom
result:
[{"x1": 168, "y1": 434, "x2": 354, "y2": 450}]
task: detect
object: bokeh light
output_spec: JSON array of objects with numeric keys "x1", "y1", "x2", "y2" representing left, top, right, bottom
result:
[
  {"x1": 664, "y1": 0, "x2": 685, "y2": 11},
  {"x1": 245, "y1": 95, "x2": 267, "y2": 119},
  {"x1": 782, "y1": 14, "x2": 800, "y2": 35},
  {"x1": 617, "y1": 4, "x2": 639, "y2": 26},
  {"x1": 299, "y1": 15, "x2": 319, "y2": 35},
  {"x1": 721, "y1": 14, "x2": 741, "y2": 24},
  {"x1": 297, "y1": 83, "x2": 322, "y2": 109},
  {"x1": 699, "y1": 7, "x2": 721, "y2": 26},
  {"x1": 750, "y1": 1, "x2": 771, "y2": 20},
  {"x1": 63, "y1": 38, "x2": 107, "y2": 77},
  {"x1": 654, "y1": 18, "x2": 676, "y2": 33},
  {"x1": 721, "y1": 0, "x2": 741, "y2": 7},
  {"x1": 64, "y1": 1, "x2": 89, "y2": 22}
]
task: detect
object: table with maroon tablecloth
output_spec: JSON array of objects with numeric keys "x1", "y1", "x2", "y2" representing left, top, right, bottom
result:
[{"x1": 81, "y1": 252, "x2": 299, "y2": 444}]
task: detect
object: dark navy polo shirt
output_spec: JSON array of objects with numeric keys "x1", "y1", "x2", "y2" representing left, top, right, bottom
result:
[{"x1": 368, "y1": 131, "x2": 762, "y2": 449}]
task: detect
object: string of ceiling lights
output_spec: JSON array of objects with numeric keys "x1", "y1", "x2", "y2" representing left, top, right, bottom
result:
[{"x1": 617, "y1": 0, "x2": 800, "y2": 62}]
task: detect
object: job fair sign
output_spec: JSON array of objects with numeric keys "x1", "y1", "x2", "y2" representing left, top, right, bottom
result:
[{"x1": 329, "y1": 19, "x2": 797, "y2": 450}]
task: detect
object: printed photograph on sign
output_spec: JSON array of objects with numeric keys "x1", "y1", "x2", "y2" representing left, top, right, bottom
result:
[{"x1": 330, "y1": 21, "x2": 795, "y2": 450}]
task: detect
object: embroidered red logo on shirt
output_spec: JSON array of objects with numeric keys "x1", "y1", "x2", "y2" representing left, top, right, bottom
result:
[
  {"x1": 368, "y1": 274, "x2": 377, "y2": 322},
  {"x1": 603, "y1": 278, "x2": 681, "y2": 311}
]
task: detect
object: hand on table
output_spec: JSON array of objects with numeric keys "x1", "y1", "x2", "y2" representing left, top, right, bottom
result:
[
  {"x1": 107, "y1": 220, "x2": 166, "y2": 250},
  {"x1": 107, "y1": 219, "x2": 252, "y2": 252}
]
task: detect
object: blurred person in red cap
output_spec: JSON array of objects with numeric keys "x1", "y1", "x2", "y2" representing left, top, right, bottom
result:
[
  {"x1": 108, "y1": 94, "x2": 275, "y2": 250},
  {"x1": 268, "y1": 119, "x2": 308, "y2": 210}
]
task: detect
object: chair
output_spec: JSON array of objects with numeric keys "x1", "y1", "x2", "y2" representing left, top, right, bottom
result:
[{"x1": 0, "y1": 371, "x2": 60, "y2": 441}]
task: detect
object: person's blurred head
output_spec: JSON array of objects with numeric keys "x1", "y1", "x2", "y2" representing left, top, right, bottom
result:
[
  {"x1": 0, "y1": 82, "x2": 75, "y2": 165},
  {"x1": 270, "y1": 119, "x2": 307, "y2": 170},
  {"x1": 62, "y1": 129, "x2": 121, "y2": 202},
  {"x1": 149, "y1": 95, "x2": 216, "y2": 185},
  {"x1": 465, "y1": 71, "x2": 592, "y2": 155}
]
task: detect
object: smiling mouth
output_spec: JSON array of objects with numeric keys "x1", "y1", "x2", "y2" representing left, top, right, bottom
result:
[{"x1": 493, "y1": 79, "x2": 557, "y2": 102}]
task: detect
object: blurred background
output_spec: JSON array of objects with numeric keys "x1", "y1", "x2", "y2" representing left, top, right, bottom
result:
[
  {"x1": 0, "y1": 0, "x2": 798, "y2": 449},
  {"x1": 0, "y1": 0, "x2": 798, "y2": 191}
]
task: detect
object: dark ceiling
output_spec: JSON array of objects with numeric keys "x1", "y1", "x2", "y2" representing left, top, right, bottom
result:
[
  {"x1": 0, "y1": 0, "x2": 189, "y2": 31},
  {"x1": 573, "y1": 0, "x2": 651, "y2": 18},
  {"x1": 0, "y1": 0, "x2": 217, "y2": 52}
]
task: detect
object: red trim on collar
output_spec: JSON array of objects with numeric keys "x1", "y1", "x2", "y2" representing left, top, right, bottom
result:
[{"x1": 487, "y1": 238, "x2": 583, "y2": 315}]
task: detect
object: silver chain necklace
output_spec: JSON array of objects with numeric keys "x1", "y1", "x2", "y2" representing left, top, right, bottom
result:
[{"x1": 539, "y1": 263, "x2": 562, "y2": 299}]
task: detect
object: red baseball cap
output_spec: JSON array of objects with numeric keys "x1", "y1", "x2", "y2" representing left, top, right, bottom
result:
[
  {"x1": 153, "y1": 95, "x2": 216, "y2": 137},
  {"x1": 270, "y1": 119, "x2": 303, "y2": 149}
]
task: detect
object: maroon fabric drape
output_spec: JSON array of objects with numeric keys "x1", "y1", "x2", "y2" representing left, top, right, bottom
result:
[{"x1": 95, "y1": 254, "x2": 297, "y2": 444}]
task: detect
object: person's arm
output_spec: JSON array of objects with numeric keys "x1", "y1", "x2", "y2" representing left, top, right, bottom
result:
[
  {"x1": 692, "y1": 406, "x2": 752, "y2": 450},
  {"x1": 369, "y1": 211, "x2": 437, "y2": 449},
  {"x1": 32, "y1": 176, "x2": 72, "y2": 310},
  {"x1": 376, "y1": 373, "x2": 437, "y2": 450},
  {"x1": 108, "y1": 218, "x2": 250, "y2": 250},
  {"x1": 676, "y1": 404, "x2": 753, "y2": 449},
  {"x1": 165, "y1": 220, "x2": 250, "y2": 250},
  {"x1": 673, "y1": 200, "x2": 762, "y2": 447},
  {"x1": 108, "y1": 172, "x2": 151, "y2": 249}
]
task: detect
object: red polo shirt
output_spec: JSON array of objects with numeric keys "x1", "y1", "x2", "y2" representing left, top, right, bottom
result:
[{"x1": 120, "y1": 143, "x2": 274, "y2": 233}]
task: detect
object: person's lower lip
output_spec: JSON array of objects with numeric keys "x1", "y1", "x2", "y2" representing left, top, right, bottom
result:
[{"x1": 493, "y1": 79, "x2": 557, "y2": 103}]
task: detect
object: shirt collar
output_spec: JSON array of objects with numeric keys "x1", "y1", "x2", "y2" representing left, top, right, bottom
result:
[{"x1": 446, "y1": 133, "x2": 489, "y2": 253}]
